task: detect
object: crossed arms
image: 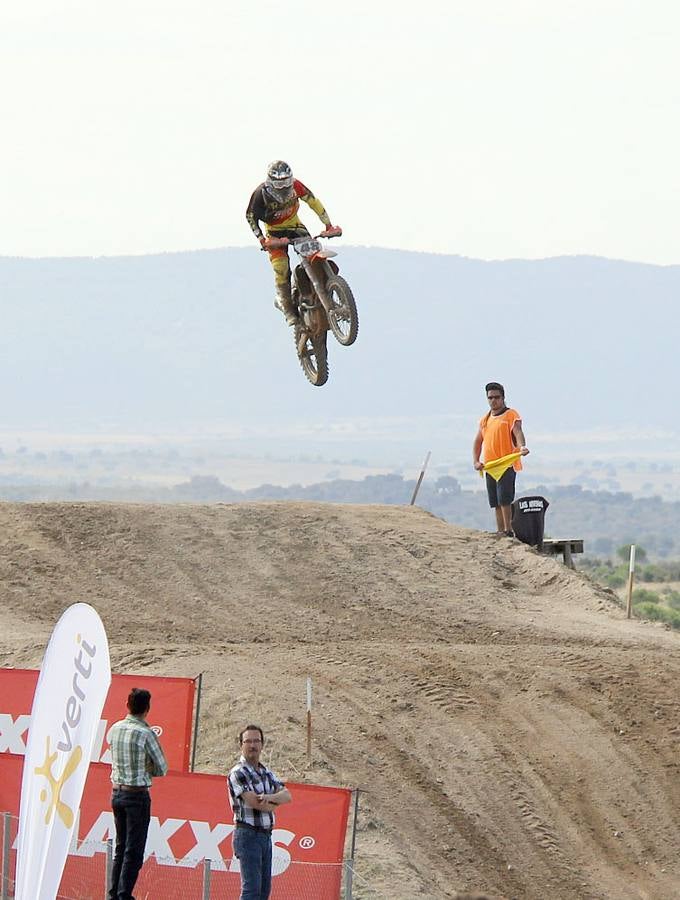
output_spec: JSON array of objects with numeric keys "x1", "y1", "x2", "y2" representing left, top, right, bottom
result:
[{"x1": 241, "y1": 787, "x2": 292, "y2": 814}]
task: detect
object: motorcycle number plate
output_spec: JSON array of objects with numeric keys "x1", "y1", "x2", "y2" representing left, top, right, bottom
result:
[{"x1": 296, "y1": 239, "x2": 321, "y2": 256}]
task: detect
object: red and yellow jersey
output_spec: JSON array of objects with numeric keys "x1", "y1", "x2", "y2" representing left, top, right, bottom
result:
[
  {"x1": 479, "y1": 408, "x2": 523, "y2": 470},
  {"x1": 246, "y1": 180, "x2": 331, "y2": 239}
]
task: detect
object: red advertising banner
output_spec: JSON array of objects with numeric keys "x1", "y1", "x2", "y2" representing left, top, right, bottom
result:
[
  {"x1": 0, "y1": 753, "x2": 351, "y2": 899},
  {"x1": 0, "y1": 668, "x2": 195, "y2": 772}
]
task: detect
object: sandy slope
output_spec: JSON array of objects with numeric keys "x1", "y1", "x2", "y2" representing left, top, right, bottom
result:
[{"x1": 1, "y1": 501, "x2": 679, "y2": 900}]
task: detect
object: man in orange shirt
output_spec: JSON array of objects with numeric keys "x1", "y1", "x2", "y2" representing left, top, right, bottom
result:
[{"x1": 472, "y1": 382, "x2": 530, "y2": 535}]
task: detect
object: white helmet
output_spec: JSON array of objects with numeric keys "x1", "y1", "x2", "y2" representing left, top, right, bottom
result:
[{"x1": 264, "y1": 160, "x2": 295, "y2": 203}]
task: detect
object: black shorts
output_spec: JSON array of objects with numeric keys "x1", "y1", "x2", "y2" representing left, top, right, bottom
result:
[{"x1": 486, "y1": 468, "x2": 516, "y2": 508}]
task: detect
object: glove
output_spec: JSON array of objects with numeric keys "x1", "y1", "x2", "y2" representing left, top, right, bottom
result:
[
  {"x1": 261, "y1": 236, "x2": 288, "y2": 251},
  {"x1": 320, "y1": 225, "x2": 342, "y2": 238}
]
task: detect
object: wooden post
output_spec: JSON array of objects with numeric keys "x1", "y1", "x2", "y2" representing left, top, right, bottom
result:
[
  {"x1": 410, "y1": 451, "x2": 431, "y2": 506},
  {"x1": 626, "y1": 544, "x2": 636, "y2": 619},
  {"x1": 306, "y1": 677, "x2": 312, "y2": 764},
  {"x1": 563, "y1": 542, "x2": 574, "y2": 569}
]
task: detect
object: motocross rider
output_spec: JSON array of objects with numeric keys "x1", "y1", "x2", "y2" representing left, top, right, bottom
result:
[{"x1": 246, "y1": 161, "x2": 342, "y2": 325}]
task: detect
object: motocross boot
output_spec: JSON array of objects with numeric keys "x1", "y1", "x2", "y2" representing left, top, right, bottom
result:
[{"x1": 273, "y1": 283, "x2": 298, "y2": 326}]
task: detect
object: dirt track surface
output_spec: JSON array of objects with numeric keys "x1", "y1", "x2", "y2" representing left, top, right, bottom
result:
[{"x1": 1, "y1": 501, "x2": 679, "y2": 900}]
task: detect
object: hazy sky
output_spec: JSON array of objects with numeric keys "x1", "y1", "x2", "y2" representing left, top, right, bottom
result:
[{"x1": 3, "y1": 1, "x2": 679, "y2": 262}]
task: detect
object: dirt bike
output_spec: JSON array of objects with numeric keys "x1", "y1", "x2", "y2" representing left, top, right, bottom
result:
[{"x1": 267, "y1": 233, "x2": 359, "y2": 386}]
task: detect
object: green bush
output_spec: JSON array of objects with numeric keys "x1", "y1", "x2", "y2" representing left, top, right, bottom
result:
[
  {"x1": 657, "y1": 607, "x2": 680, "y2": 629},
  {"x1": 665, "y1": 591, "x2": 680, "y2": 611},
  {"x1": 617, "y1": 544, "x2": 648, "y2": 563},
  {"x1": 634, "y1": 603, "x2": 680, "y2": 629},
  {"x1": 634, "y1": 601, "x2": 666, "y2": 621},
  {"x1": 639, "y1": 563, "x2": 672, "y2": 582},
  {"x1": 605, "y1": 573, "x2": 626, "y2": 588},
  {"x1": 638, "y1": 561, "x2": 680, "y2": 581},
  {"x1": 639, "y1": 567, "x2": 659, "y2": 582},
  {"x1": 632, "y1": 588, "x2": 661, "y2": 604}
]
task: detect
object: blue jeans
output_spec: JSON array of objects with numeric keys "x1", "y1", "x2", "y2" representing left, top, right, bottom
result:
[
  {"x1": 109, "y1": 788, "x2": 151, "y2": 900},
  {"x1": 233, "y1": 825, "x2": 273, "y2": 900}
]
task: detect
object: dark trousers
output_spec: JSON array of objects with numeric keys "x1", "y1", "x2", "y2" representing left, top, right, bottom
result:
[
  {"x1": 233, "y1": 825, "x2": 273, "y2": 900},
  {"x1": 109, "y1": 788, "x2": 151, "y2": 900},
  {"x1": 485, "y1": 468, "x2": 516, "y2": 508}
]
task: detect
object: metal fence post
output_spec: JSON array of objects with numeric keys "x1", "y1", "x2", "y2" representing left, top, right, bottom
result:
[
  {"x1": 104, "y1": 838, "x2": 113, "y2": 900},
  {"x1": 2, "y1": 812, "x2": 11, "y2": 900},
  {"x1": 191, "y1": 672, "x2": 204, "y2": 772},
  {"x1": 344, "y1": 789, "x2": 360, "y2": 899},
  {"x1": 202, "y1": 858, "x2": 212, "y2": 900},
  {"x1": 344, "y1": 859, "x2": 354, "y2": 900}
]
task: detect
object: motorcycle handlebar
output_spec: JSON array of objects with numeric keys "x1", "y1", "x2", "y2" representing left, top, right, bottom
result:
[{"x1": 260, "y1": 232, "x2": 341, "y2": 251}]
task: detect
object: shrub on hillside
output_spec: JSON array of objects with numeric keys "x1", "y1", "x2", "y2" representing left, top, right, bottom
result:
[
  {"x1": 634, "y1": 602, "x2": 667, "y2": 622},
  {"x1": 638, "y1": 563, "x2": 676, "y2": 582},
  {"x1": 632, "y1": 588, "x2": 661, "y2": 605},
  {"x1": 605, "y1": 572, "x2": 626, "y2": 588},
  {"x1": 634, "y1": 602, "x2": 680, "y2": 629},
  {"x1": 617, "y1": 544, "x2": 648, "y2": 563},
  {"x1": 663, "y1": 590, "x2": 680, "y2": 611}
]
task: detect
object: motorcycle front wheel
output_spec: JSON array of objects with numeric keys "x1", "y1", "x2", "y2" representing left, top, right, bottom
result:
[
  {"x1": 326, "y1": 276, "x2": 359, "y2": 347},
  {"x1": 295, "y1": 325, "x2": 329, "y2": 387}
]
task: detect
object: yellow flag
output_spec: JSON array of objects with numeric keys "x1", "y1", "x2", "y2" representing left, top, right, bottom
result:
[{"x1": 480, "y1": 451, "x2": 523, "y2": 482}]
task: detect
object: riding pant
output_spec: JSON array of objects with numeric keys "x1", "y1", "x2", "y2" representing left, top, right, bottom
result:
[{"x1": 265, "y1": 225, "x2": 310, "y2": 299}]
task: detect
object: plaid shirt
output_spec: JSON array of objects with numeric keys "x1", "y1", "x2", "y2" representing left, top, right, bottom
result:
[
  {"x1": 109, "y1": 714, "x2": 168, "y2": 787},
  {"x1": 228, "y1": 756, "x2": 284, "y2": 829}
]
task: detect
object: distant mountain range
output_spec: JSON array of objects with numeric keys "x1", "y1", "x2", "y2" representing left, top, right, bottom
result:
[{"x1": 2, "y1": 247, "x2": 677, "y2": 460}]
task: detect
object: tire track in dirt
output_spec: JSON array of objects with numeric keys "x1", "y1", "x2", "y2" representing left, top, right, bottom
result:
[{"x1": 305, "y1": 645, "x2": 590, "y2": 899}]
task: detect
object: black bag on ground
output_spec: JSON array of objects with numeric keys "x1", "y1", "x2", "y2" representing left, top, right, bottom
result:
[{"x1": 511, "y1": 496, "x2": 549, "y2": 548}]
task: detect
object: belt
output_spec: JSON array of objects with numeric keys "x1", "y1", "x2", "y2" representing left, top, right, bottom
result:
[
  {"x1": 112, "y1": 784, "x2": 149, "y2": 792},
  {"x1": 236, "y1": 822, "x2": 272, "y2": 834}
]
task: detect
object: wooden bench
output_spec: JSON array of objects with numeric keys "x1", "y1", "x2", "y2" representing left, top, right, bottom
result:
[{"x1": 540, "y1": 539, "x2": 584, "y2": 569}]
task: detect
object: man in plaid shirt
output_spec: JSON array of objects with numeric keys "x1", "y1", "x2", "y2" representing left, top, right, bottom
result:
[
  {"x1": 108, "y1": 688, "x2": 168, "y2": 900},
  {"x1": 228, "y1": 724, "x2": 291, "y2": 900}
]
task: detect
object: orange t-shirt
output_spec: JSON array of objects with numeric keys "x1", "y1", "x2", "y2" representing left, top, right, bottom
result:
[{"x1": 479, "y1": 408, "x2": 523, "y2": 471}]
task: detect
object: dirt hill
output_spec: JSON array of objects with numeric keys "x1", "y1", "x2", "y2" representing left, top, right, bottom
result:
[{"x1": 1, "y1": 501, "x2": 679, "y2": 900}]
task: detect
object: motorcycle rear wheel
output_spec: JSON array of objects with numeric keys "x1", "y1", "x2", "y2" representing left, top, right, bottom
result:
[
  {"x1": 295, "y1": 326, "x2": 329, "y2": 387},
  {"x1": 326, "y1": 276, "x2": 359, "y2": 347}
]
